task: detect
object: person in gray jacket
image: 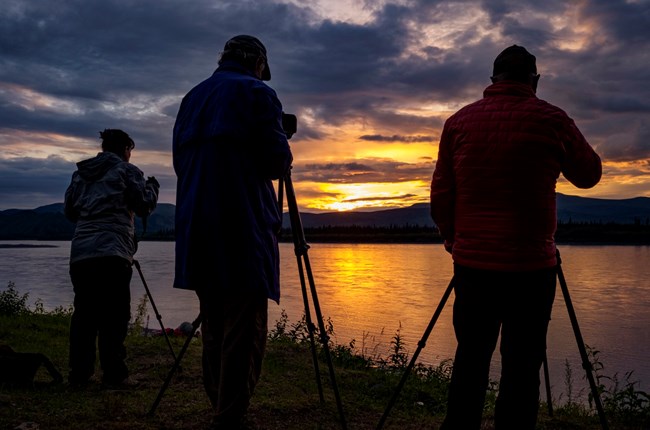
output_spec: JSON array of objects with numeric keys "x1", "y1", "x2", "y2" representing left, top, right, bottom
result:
[{"x1": 64, "y1": 128, "x2": 159, "y2": 388}]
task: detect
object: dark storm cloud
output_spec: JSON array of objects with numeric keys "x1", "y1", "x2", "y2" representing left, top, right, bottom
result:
[
  {"x1": 296, "y1": 158, "x2": 433, "y2": 183},
  {"x1": 1, "y1": 0, "x2": 649, "y2": 209},
  {"x1": 0, "y1": 93, "x2": 136, "y2": 140},
  {"x1": 343, "y1": 193, "x2": 417, "y2": 203},
  {"x1": 586, "y1": 0, "x2": 650, "y2": 43},
  {"x1": 595, "y1": 119, "x2": 650, "y2": 161},
  {"x1": 359, "y1": 134, "x2": 435, "y2": 143},
  {"x1": 0, "y1": 155, "x2": 75, "y2": 208}
]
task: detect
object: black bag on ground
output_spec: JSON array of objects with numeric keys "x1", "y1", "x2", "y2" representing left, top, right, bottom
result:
[{"x1": 0, "y1": 344, "x2": 63, "y2": 387}]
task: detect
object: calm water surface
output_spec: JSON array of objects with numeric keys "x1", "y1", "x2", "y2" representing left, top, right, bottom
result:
[{"x1": 2, "y1": 240, "x2": 649, "y2": 398}]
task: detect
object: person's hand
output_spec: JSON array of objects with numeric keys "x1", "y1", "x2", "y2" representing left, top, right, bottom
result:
[{"x1": 146, "y1": 176, "x2": 160, "y2": 189}]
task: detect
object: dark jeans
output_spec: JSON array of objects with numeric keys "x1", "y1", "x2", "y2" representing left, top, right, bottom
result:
[
  {"x1": 441, "y1": 264, "x2": 556, "y2": 430},
  {"x1": 197, "y1": 287, "x2": 268, "y2": 429},
  {"x1": 68, "y1": 256, "x2": 132, "y2": 385}
]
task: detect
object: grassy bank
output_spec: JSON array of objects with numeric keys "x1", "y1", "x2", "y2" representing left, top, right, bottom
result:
[{"x1": 1, "y1": 283, "x2": 648, "y2": 430}]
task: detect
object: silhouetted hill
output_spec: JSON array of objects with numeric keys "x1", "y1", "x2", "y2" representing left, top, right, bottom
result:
[
  {"x1": 0, "y1": 203, "x2": 176, "y2": 240},
  {"x1": 287, "y1": 194, "x2": 650, "y2": 228},
  {"x1": 0, "y1": 205, "x2": 74, "y2": 240},
  {"x1": 283, "y1": 203, "x2": 434, "y2": 229},
  {"x1": 556, "y1": 194, "x2": 650, "y2": 224},
  {"x1": 1, "y1": 194, "x2": 649, "y2": 241}
]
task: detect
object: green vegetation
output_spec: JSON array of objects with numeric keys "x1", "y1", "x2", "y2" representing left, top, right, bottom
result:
[{"x1": 1, "y1": 282, "x2": 648, "y2": 429}]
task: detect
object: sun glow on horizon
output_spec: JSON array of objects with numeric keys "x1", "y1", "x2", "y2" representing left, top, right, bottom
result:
[{"x1": 301, "y1": 180, "x2": 430, "y2": 212}]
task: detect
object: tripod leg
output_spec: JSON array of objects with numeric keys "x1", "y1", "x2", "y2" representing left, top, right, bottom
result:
[
  {"x1": 133, "y1": 260, "x2": 178, "y2": 362},
  {"x1": 148, "y1": 313, "x2": 203, "y2": 416},
  {"x1": 283, "y1": 171, "x2": 347, "y2": 429},
  {"x1": 281, "y1": 175, "x2": 324, "y2": 403},
  {"x1": 556, "y1": 250, "x2": 609, "y2": 430},
  {"x1": 543, "y1": 353, "x2": 553, "y2": 416},
  {"x1": 376, "y1": 277, "x2": 455, "y2": 430},
  {"x1": 302, "y1": 252, "x2": 347, "y2": 429},
  {"x1": 295, "y1": 251, "x2": 326, "y2": 404}
]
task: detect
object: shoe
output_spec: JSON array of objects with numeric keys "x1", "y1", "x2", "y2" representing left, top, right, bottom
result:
[{"x1": 100, "y1": 376, "x2": 142, "y2": 391}]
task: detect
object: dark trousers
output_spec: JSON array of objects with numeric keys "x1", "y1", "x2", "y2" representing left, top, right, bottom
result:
[
  {"x1": 441, "y1": 264, "x2": 556, "y2": 430},
  {"x1": 68, "y1": 256, "x2": 132, "y2": 385},
  {"x1": 197, "y1": 287, "x2": 268, "y2": 429}
]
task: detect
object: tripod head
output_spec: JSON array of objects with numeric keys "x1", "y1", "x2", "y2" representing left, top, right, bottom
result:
[{"x1": 282, "y1": 113, "x2": 297, "y2": 139}]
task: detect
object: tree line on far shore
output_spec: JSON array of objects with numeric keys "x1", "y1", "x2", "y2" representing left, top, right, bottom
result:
[{"x1": 141, "y1": 221, "x2": 650, "y2": 245}]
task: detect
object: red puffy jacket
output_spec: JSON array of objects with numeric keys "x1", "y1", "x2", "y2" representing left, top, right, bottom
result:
[{"x1": 430, "y1": 80, "x2": 602, "y2": 271}]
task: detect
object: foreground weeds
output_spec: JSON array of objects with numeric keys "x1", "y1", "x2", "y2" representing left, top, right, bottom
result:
[{"x1": 1, "y1": 282, "x2": 648, "y2": 429}]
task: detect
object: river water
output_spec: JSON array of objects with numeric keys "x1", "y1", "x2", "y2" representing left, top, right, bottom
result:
[{"x1": 1, "y1": 240, "x2": 649, "y2": 400}]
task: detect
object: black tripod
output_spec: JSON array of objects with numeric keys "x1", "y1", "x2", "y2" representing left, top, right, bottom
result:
[
  {"x1": 132, "y1": 259, "x2": 177, "y2": 363},
  {"x1": 375, "y1": 277, "x2": 455, "y2": 430},
  {"x1": 376, "y1": 248, "x2": 609, "y2": 430},
  {"x1": 278, "y1": 169, "x2": 348, "y2": 429},
  {"x1": 555, "y1": 249, "x2": 609, "y2": 429},
  {"x1": 149, "y1": 312, "x2": 202, "y2": 416},
  {"x1": 148, "y1": 170, "x2": 348, "y2": 428},
  {"x1": 132, "y1": 257, "x2": 197, "y2": 417}
]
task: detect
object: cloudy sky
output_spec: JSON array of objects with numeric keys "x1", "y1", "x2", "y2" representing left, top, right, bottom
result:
[{"x1": 1, "y1": 0, "x2": 649, "y2": 212}]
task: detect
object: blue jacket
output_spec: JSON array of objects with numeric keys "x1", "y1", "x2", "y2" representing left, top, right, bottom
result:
[{"x1": 172, "y1": 61, "x2": 293, "y2": 302}]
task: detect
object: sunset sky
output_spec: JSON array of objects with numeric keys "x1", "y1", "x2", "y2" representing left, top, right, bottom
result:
[{"x1": 1, "y1": 0, "x2": 649, "y2": 212}]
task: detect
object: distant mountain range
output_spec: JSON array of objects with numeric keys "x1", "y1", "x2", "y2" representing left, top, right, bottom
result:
[
  {"x1": 0, "y1": 193, "x2": 649, "y2": 240},
  {"x1": 286, "y1": 193, "x2": 650, "y2": 228}
]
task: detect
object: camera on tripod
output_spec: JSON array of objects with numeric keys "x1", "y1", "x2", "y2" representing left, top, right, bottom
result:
[{"x1": 282, "y1": 113, "x2": 297, "y2": 139}]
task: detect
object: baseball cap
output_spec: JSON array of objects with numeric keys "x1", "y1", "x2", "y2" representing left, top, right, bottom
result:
[
  {"x1": 223, "y1": 34, "x2": 271, "y2": 81},
  {"x1": 492, "y1": 45, "x2": 537, "y2": 77}
]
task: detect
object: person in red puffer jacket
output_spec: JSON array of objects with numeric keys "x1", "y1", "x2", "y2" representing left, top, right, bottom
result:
[{"x1": 430, "y1": 45, "x2": 601, "y2": 430}]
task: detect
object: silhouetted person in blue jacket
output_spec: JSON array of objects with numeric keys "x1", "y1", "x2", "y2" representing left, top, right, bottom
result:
[{"x1": 172, "y1": 35, "x2": 293, "y2": 429}]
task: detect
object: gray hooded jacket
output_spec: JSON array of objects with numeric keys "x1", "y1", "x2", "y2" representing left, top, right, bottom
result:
[{"x1": 64, "y1": 151, "x2": 159, "y2": 264}]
